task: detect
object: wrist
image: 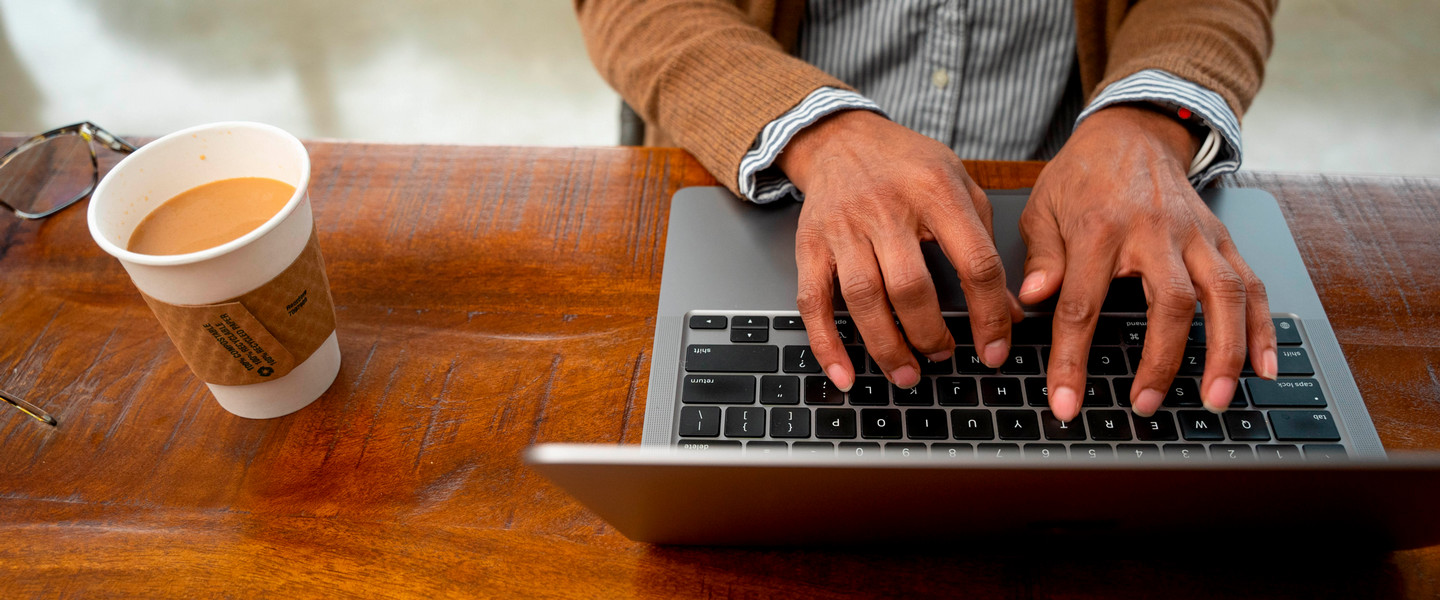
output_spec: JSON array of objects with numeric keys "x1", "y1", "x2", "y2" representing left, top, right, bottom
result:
[
  {"x1": 776, "y1": 109, "x2": 887, "y2": 190},
  {"x1": 1079, "y1": 104, "x2": 1204, "y2": 168}
]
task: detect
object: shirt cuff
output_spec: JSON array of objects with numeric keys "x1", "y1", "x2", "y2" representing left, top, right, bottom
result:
[
  {"x1": 1076, "y1": 69, "x2": 1243, "y2": 188},
  {"x1": 738, "y1": 87, "x2": 887, "y2": 203}
]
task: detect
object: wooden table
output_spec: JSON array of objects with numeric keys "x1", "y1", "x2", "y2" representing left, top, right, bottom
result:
[{"x1": 1, "y1": 138, "x2": 1438, "y2": 598}]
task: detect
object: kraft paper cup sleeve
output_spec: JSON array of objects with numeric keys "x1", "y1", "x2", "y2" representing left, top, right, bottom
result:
[{"x1": 139, "y1": 228, "x2": 337, "y2": 387}]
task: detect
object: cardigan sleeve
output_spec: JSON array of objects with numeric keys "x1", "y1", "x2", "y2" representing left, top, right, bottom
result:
[{"x1": 574, "y1": 0, "x2": 853, "y2": 196}]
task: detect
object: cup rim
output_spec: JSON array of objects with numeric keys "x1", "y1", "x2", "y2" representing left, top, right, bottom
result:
[{"x1": 87, "y1": 121, "x2": 312, "y2": 267}]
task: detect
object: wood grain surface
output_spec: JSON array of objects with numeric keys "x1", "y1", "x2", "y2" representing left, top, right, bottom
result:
[{"x1": 0, "y1": 136, "x2": 1436, "y2": 598}]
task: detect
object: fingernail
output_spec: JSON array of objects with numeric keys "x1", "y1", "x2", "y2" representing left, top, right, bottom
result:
[
  {"x1": 1135, "y1": 388, "x2": 1164, "y2": 417},
  {"x1": 825, "y1": 364, "x2": 853, "y2": 392},
  {"x1": 982, "y1": 339, "x2": 1008, "y2": 368},
  {"x1": 890, "y1": 365, "x2": 920, "y2": 389},
  {"x1": 1053, "y1": 386, "x2": 1079, "y2": 421},
  {"x1": 1261, "y1": 349, "x2": 1278, "y2": 380},
  {"x1": 1205, "y1": 377, "x2": 1235, "y2": 413},
  {"x1": 925, "y1": 350, "x2": 953, "y2": 362},
  {"x1": 1020, "y1": 271, "x2": 1046, "y2": 298}
]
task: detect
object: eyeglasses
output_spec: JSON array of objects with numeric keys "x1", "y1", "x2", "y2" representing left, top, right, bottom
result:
[{"x1": 0, "y1": 122, "x2": 137, "y2": 220}]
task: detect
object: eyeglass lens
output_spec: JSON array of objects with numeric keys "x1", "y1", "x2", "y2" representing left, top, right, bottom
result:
[{"x1": 0, "y1": 135, "x2": 94, "y2": 217}]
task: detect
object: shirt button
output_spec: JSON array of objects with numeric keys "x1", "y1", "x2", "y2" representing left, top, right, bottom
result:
[{"x1": 931, "y1": 68, "x2": 950, "y2": 89}]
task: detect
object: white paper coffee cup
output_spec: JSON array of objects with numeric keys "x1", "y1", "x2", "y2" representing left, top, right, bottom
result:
[{"x1": 87, "y1": 122, "x2": 341, "y2": 419}]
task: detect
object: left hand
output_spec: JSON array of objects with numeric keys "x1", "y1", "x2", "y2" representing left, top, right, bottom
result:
[{"x1": 1019, "y1": 104, "x2": 1279, "y2": 422}]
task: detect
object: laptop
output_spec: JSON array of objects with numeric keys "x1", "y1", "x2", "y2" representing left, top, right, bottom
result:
[{"x1": 526, "y1": 186, "x2": 1440, "y2": 548}]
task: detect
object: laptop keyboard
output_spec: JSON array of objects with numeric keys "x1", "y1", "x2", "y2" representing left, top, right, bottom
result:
[{"x1": 674, "y1": 312, "x2": 1350, "y2": 462}]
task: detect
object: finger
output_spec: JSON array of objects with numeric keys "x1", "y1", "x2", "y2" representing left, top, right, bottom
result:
[
  {"x1": 873, "y1": 236, "x2": 955, "y2": 360},
  {"x1": 1018, "y1": 203, "x2": 1066, "y2": 305},
  {"x1": 1185, "y1": 241, "x2": 1248, "y2": 413},
  {"x1": 1132, "y1": 258, "x2": 1198, "y2": 417},
  {"x1": 1219, "y1": 237, "x2": 1278, "y2": 379},
  {"x1": 1045, "y1": 237, "x2": 1119, "y2": 422},
  {"x1": 928, "y1": 189, "x2": 1012, "y2": 369},
  {"x1": 795, "y1": 233, "x2": 854, "y2": 392},
  {"x1": 834, "y1": 240, "x2": 920, "y2": 388}
]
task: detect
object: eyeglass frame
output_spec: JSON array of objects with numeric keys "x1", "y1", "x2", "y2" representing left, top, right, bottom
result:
[{"x1": 0, "y1": 122, "x2": 138, "y2": 220}]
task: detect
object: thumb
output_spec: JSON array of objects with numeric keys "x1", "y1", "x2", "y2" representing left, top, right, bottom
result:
[{"x1": 1018, "y1": 206, "x2": 1066, "y2": 304}]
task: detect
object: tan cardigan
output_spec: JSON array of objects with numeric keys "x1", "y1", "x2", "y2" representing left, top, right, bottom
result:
[{"x1": 574, "y1": 0, "x2": 1277, "y2": 195}]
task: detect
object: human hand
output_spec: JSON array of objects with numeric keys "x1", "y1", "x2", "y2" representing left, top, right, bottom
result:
[
  {"x1": 777, "y1": 110, "x2": 1021, "y2": 390},
  {"x1": 1019, "y1": 104, "x2": 1278, "y2": 421}
]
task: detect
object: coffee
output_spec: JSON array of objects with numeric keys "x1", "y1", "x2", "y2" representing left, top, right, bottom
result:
[{"x1": 126, "y1": 177, "x2": 294, "y2": 255}]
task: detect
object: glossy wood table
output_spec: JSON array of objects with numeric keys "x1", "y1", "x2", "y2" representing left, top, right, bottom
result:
[{"x1": 1, "y1": 138, "x2": 1437, "y2": 598}]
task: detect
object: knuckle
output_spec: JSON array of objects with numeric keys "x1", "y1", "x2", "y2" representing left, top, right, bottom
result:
[
  {"x1": 795, "y1": 283, "x2": 830, "y2": 316},
  {"x1": 840, "y1": 274, "x2": 888, "y2": 311},
  {"x1": 884, "y1": 267, "x2": 934, "y2": 306},
  {"x1": 1206, "y1": 267, "x2": 1247, "y2": 305},
  {"x1": 1054, "y1": 296, "x2": 1100, "y2": 328},
  {"x1": 1140, "y1": 351, "x2": 1183, "y2": 378},
  {"x1": 959, "y1": 250, "x2": 1006, "y2": 288},
  {"x1": 1152, "y1": 276, "x2": 1198, "y2": 318},
  {"x1": 865, "y1": 338, "x2": 910, "y2": 367},
  {"x1": 1243, "y1": 271, "x2": 1269, "y2": 303},
  {"x1": 1048, "y1": 352, "x2": 1087, "y2": 377}
]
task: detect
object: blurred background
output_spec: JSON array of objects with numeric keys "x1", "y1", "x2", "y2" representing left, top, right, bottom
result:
[{"x1": 1, "y1": 0, "x2": 1435, "y2": 176}]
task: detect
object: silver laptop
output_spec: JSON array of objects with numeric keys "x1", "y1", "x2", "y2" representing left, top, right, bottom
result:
[{"x1": 527, "y1": 187, "x2": 1440, "y2": 548}]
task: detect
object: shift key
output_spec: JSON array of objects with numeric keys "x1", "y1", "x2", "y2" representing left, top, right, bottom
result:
[{"x1": 686, "y1": 345, "x2": 779, "y2": 373}]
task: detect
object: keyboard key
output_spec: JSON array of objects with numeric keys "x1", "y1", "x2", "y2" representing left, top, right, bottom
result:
[
  {"x1": 774, "y1": 316, "x2": 805, "y2": 330},
  {"x1": 1224, "y1": 411, "x2": 1272, "y2": 441},
  {"x1": 804, "y1": 376, "x2": 844, "y2": 405},
  {"x1": 682, "y1": 375, "x2": 756, "y2": 405},
  {"x1": 815, "y1": 408, "x2": 857, "y2": 439},
  {"x1": 950, "y1": 409, "x2": 995, "y2": 440},
  {"x1": 944, "y1": 317, "x2": 974, "y2": 345},
  {"x1": 995, "y1": 410, "x2": 1041, "y2": 440},
  {"x1": 932, "y1": 443, "x2": 974, "y2": 459},
  {"x1": 678, "y1": 440, "x2": 742, "y2": 452},
  {"x1": 746, "y1": 441, "x2": 788, "y2": 456},
  {"x1": 686, "y1": 345, "x2": 778, "y2": 373},
  {"x1": 1121, "y1": 318, "x2": 1147, "y2": 346},
  {"x1": 1178, "y1": 410, "x2": 1225, "y2": 441},
  {"x1": 839, "y1": 442, "x2": 882, "y2": 459},
  {"x1": 1087, "y1": 410, "x2": 1133, "y2": 441},
  {"x1": 1113, "y1": 377, "x2": 1134, "y2": 407},
  {"x1": 770, "y1": 407, "x2": 811, "y2": 438},
  {"x1": 689, "y1": 315, "x2": 726, "y2": 329},
  {"x1": 1303, "y1": 444, "x2": 1348, "y2": 461},
  {"x1": 723, "y1": 407, "x2": 766, "y2": 438},
  {"x1": 1163, "y1": 444, "x2": 1207, "y2": 461},
  {"x1": 1072, "y1": 444, "x2": 1114, "y2": 461},
  {"x1": 731, "y1": 328, "x2": 769, "y2": 343},
  {"x1": 1273, "y1": 318, "x2": 1302, "y2": 345},
  {"x1": 1162, "y1": 378, "x2": 1202, "y2": 408},
  {"x1": 848, "y1": 377, "x2": 890, "y2": 406},
  {"x1": 1117, "y1": 444, "x2": 1161, "y2": 462},
  {"x1": 1092, "y1": 317, "x2": 1123, "y2": 346},
  {"x1": 1041, "y1": 410, "x2": 1087, "y2": 441},
  {"x1": 1084, "y1": 378, "x2": 1113, "y2": 407},
  {"x1": 1025, "y1": 377, "x2": 1050, "y2": 407},
  {"x1": 1270, "y1": 410, "x2": 1341, "y2": 441},
  {"x1": 845, "y1": 346, "x2": 875, "y2": 375},
  {"x1": 1088, "y1": 347, "x2": 1128, "y2": 375},
  {"x1": 916, "y1": 352, "x2": 952, "y2": 375},
  {"x1": 792, "y1": 441, "x2": 835, "y2": 456},
  {"x1": 782, "y1": 346, "x2": 823, "y2": 373},
  {"x1": 860, "y1": 408, "x2": 903, "y2": 439},
  {"x1": 1187, "y1": 320, "x2": 1206, "y2": 346},
  {"x1": 1256, "y1": 444, "x2": 1302, "y2": 462},
  {"x1": 892, "y1": 378, "x2": 935, "y2": 406},
  {"x1": 1025, "y1": 444, "x2": 1067, "y2": 460},
  {"x1": 1210, "y1": 444, "x2": 1254, "y2": 461},
  {"x1": 955, "y1": 346, "x2": 997, "y2": 374},
  {"x1": 978, "y1": 443, "x2": 1021, "y2": 460},
  {"x1": 981, "y1": 377, "x2": 1024, "y2": 406},
  {"x1": 885, "y1": 443, "x2": 928, "y2": 459},
  {"x1": 1125, "y1": 347, "x2": 1143, "y2": 374},
  {"x1": 1276, "y1": 348, "x2": 1315, "y2": 376},
  {"x1": 1000, "y1": 347, "x2": 1042, "y2": 375},
  {"x1": 1247, "y1": 378, "x2": 1326, "y2": 407},
  {"x1": 732, "y1": 316, "x2": 769, "y2": 329},
  {"x1": 759, "y1": 375, "x2": 799, "y2": 405},
  {"x1": 1011, "y1": 317, "x2": 1052, "y2": 345},
  {"x1": 1133, "y1": 411, "x2": 1179, "y2": 441},
  {"x1": 938, "y1": 377, "x2": 979, "y2": 406},
  {"x1": 833, "y1": 316, "x2": 857, "y2": 344},
  {"x1": 678, "y1": 406, "x2": 720, "y2": 437},
  {"x1": 905, "y1": 409, "x2": 949, "y2": 439},
  {"x1": 1178, "y1": 347, "x2": 1205, "y2": 376}
]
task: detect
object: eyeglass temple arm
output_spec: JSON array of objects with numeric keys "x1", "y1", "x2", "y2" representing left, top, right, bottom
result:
[{"x1": 83, "y1": 123, "x2": 138, "y2": 153}]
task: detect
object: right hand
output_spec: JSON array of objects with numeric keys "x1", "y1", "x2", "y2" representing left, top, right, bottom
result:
[{"x1": 776, "y1": 110, "x2": 1021, "y2": 390}]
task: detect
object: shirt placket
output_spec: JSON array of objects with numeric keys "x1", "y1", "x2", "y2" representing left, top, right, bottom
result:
[{"x1": 917, "y1": 0, "x2": 966, "y2": 146}]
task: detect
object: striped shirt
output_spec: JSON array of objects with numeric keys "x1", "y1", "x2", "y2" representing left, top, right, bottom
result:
[{"x1": 738, "y1": 0, "x2": 1241, "y2": 203}]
